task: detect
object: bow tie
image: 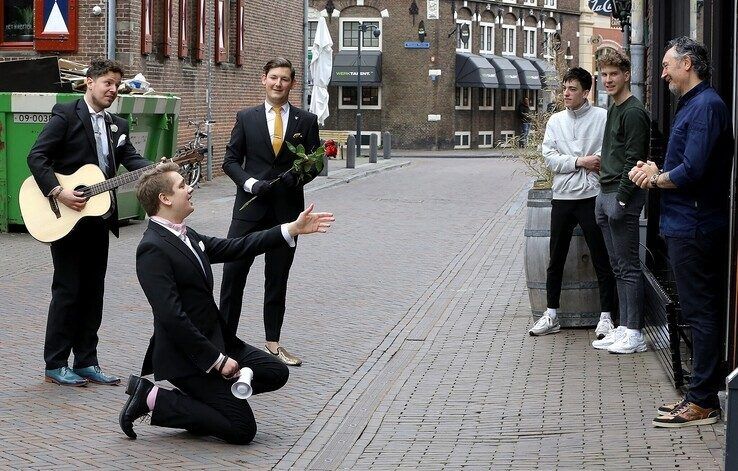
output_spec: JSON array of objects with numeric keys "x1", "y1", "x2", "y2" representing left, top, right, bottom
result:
[{"x1": 152, "y1": 216, "x2": 187, "y2": 240}]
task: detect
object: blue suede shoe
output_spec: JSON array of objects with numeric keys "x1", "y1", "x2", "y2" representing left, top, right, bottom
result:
[
  {"x1": 45, "y1": 367, "x2": 88, "y2": 387},
  {"x1": 73, "y1": 366, "x2": 121, "y2": 385}
]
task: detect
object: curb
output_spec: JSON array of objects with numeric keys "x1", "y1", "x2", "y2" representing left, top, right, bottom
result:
[{"x1": 305, "y1": 160, "x2": 412, "y2": 193}]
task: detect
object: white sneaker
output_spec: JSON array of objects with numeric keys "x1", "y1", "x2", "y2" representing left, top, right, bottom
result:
[
  {"x1": 528, "y1": 314, "x2": 560, "y2": 336},
  {"x1": 595, "y1": 318, "x2": 615, "y2": 339},
  {"x1": 608, "y1": 330, "x2": 648, "y2": 354},
  {"x1": 592, "y1": 326, "x2": 626, "y2": 350}
]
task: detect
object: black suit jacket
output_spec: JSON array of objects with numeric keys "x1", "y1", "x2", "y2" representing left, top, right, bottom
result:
[
  {"x1": 27, "y1": 98, "x2": 150, "y2": 236},
  {"x1": 136, "y1": 221, "x2": 287, "y2": 380},
  {"x1": 222, "y1": 103, "x2": 320, "y2": 223}
]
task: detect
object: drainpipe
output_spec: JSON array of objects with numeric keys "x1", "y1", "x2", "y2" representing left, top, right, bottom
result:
[
  {"x1": 106, "y1": 0, "x2": 116, "y2": 59},
  {"x1": 630, "y1": 0, "x2": 645, "y2": 102}
]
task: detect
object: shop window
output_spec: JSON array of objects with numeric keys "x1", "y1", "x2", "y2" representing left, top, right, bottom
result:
[
  {"x1": 523, "y1": 27, "x2": 536, "y2": 57},
  {"x1": 456, "y1": 19, "x2": 471, "y2": 52},
  {"x1": 501, "y1": 90, "x2": 516, "y2": 110},
  {"x1": 2, "y1": 0, "x2": 33, "y2": 47},
  {"x1": 479, "y1": 88, "x2": 494, "y2": 110},
  {"x1": 340, "y1": 18, "x2": 380, "y2": 50},
  {"x1": 339, "y1": 86, "x2": 381, "y2": 109},
  {"x1": 478, "y1": 131, "x2": 494, "y2": 148},
  {"x1": 454, "y1": 132, "x2": 470, "y2": 149},
  {"x1": 479, "y1": 22, "x2": 494, "y2": 54},
  {"x1": 502, "y1": 24, "x2": 515, "y2": 55},
  {"x1": 455, "y1": 87, "x2": 471, "y2": 110}
]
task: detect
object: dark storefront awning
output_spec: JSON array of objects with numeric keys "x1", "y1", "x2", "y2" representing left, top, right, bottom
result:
[
  {"x1": 481, "y1": 54, "x2": 521, "y2": 89},
  {"x1": 507, "y1": 57, "x2": 543, "y2": 90},
  {"x1": 529, "y1": 58, "x2": 561, "y2": 89},
  {"x1": 455, "y1": 52, "x2": 499, "y2": 88},
  {"x1": 330, "y1": 51, "x2": 382, "y2": 86}
]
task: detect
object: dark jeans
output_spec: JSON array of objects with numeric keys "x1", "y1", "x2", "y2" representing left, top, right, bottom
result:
[
  {"x1": 547, "y1": 197, "x2": 616, "y2": 312},
  {"x1": 666, "y1": 228, "x2": 729, "y2": 409}
]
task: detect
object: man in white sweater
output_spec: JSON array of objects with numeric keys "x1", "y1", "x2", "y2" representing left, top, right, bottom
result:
[{"x1": 529, "y1": 67, "x2": 616, "y2": 338}]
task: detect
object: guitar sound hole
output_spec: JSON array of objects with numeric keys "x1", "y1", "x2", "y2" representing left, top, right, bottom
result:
[{"x1": 75, "y1": 185, "x2": 91, "y2": 200}]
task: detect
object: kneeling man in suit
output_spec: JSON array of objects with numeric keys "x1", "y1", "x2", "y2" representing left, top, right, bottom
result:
[{"x1": 119, "y1": 162, "x2": 334, "y2": 444}]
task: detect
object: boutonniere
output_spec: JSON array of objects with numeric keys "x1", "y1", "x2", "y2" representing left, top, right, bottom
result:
[
  {"x1": 198, "y1": 241, "x2": 205, "y2": 251},
  {"x1": 292, "y1": 133, "x2": 302, "y2": 140},
  {"x1": 110, "y1": 124, "x2": 118, "y2": 133}
]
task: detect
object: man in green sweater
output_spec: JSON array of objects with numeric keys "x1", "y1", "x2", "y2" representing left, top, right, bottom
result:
[{"x1": 591, "y1": 49, "x2": 650, "y2": 354}]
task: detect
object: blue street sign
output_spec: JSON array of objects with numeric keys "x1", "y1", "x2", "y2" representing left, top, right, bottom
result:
[{"x1": 404, "y1": 41, "x2": 430, "y2": 49}]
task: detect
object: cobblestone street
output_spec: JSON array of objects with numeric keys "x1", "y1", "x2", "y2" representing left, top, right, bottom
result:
[{"x1": 0, "y1": 158, "x2": 726, "y2": 469}]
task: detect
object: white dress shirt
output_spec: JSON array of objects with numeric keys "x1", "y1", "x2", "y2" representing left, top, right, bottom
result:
[
  {"x1": 84, "y1": 96, "x2": 110, "y2": 160},
  {"x1": 244, "y1": 101, "x2": 291, "y2": 194}
]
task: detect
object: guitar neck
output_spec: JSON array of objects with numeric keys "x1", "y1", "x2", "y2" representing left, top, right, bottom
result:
[{"x1": 86, "y1": 163, "x2": 158, "y2": 196}]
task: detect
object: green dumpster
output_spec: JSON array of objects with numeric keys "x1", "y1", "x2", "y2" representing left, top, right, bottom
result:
[{"x1": 0, "y1": 92, "x2": 180, "y2": 233}]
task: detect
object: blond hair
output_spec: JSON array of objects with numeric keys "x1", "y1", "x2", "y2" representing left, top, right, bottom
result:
[
  {"x1": 597, "y1": 49, "x2": 631, "y2": 73},
  {"x1": 135, "y1": 162, "x2": 180, "y2": 216}
]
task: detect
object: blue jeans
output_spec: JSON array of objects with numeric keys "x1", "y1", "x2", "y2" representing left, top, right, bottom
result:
[
  {"x1": 520, "y1": 123, "x2": 531, "y2": 147},
  {"x1": 666, "y1": 228, "x2": 728, "y2": 409}
]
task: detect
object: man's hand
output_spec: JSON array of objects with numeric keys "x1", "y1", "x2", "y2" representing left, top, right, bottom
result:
[
  {"x1": 628, "y1": 160, "x2": 658, "y2": 188},
  {"x1": 279, "y1": 170, "x2": 298, "y2": 188},
  {"x1": 251, "y1": 180, "x2": 272, "y2": 196},
  {"x1": 287, "y1": 203, "x2": 335, "y2": 237},
  {"x1": 221, "y1": 357, "x2": 240, "y2": 379},
  {"x1": 576, "y1": 155, "x2": 601, "y2": 172},
  {"x1": 56, "y1": 188, "x2": 87, "y2": 211}
]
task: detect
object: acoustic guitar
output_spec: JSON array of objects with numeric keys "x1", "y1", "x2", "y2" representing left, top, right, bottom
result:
[{"x1": 19, "y1": 149, "x2": 204, "y2": 243}]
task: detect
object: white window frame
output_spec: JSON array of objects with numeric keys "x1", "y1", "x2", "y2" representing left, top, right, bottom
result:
[
  {"x1": 479, "y1": 88, "x2": 494, "y2": 110},
  {"x1": 454, "y1": 132, "x2": 471, "y2": 149},
  {"x1": 522, "y1": 90, "x2": 538, "y2": 110},
  {"x1": 338, "y1": 86, "x2": 382, "y2": 110},
  {"x1": 502, "y1": 0, "x2": 517, "y2": 4},
  {"x1": 455, "y1": 87, "x2": 472, "y2": 110},
  {"x1": 479, "y1": 22, "x2": 495, "y2": 54},
  {"x1": 543, "y1": 29, "x2": 556, "y2": 60},
  {"x1": 339, "y1": 18, "x2": 382, "y2": 51},
  {"x1": 523, "y1": 26, "x2": 537, "y2": 58},
  {"x1": 501, "y1": 90, "x2": 516, "y2": 110},
  {"x1": 456, "y1": 19, "x2": 472, "y2": 52},
  {"x1": 478, "y1": 131, "x2": 495, "y2": 148},
  {"x1": 502, "y1": 24, "x2": 516, "y2": 55},
  {"x1": 499, "y1": 130, "x2": 516, "y2": 147},
  {"x1": 523, "y1": 0, "x2": 537, "y2": 5},
  {"x1": 543, "y1": 0, "x2": 557, "y2": 8}
]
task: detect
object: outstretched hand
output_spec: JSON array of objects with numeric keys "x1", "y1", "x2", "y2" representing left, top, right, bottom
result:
[{"x1": 287, "y1": 203, "x2": 335, "y2": 236}]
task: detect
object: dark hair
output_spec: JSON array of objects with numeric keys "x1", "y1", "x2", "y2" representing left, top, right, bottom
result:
[
  {"x1": 667, "y1": 36, "x2": 711, "y2": 81},
  {"x1": 86, "y1": 59, "x2": 124, "y2": 79},
  {"x1": 136, "y1": 162, "x2": 181, "y2": 216},
  {"x1": 596, "y1": 48, "x2": 631, "y2": 74},
  {"x1": 562, "y1": 67, "x2": 593, "y2": 91},
  {"x1": 263, "y1": 57, "x2": 295, "y2": 80}
]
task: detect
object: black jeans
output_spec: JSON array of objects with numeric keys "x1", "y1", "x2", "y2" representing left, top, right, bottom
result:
[
  {"x1": 547, "y1": 197, "x2": 616, "y2": 312},
  {"x1": 666, "y1": 228, "x2": 729, "y2": 409}
]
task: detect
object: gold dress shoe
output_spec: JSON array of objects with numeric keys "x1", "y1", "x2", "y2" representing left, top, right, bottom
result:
[{"x1": 265, "y1": 345, "x2": 302, "y2": 366}]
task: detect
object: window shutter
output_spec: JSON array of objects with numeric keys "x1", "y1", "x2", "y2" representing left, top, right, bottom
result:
[
  {"x1": 141, "y1": 0, "x2": 152, "y2": 54},
  {"x1": 178, "y1": 0, "x2": 189, "y2": 58},
  {"x1": 214, "y1": 0, "x2": 226, "y2": 63},
  {"x1": 34, "y1": 0, "x2": 78, "y2": 52},
  {"x1": 195, "y1": 0, "x2": 205, "y2": 61}
]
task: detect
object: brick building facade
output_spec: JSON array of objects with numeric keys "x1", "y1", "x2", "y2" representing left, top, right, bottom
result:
[
  {"x1": 0, "y1": 0, "x2": 305, "y2": 176},
  {"x1": 308, "y1": 0, "x2": 580, "y2": 150}
]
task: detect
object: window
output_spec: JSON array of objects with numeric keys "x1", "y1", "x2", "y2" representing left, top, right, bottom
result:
[
  {"x1": 479, "y1": 88, "x2": 494, "y2": 110},
  {"x1": 163, "y1": 0, "x2": 173, "y2": 57},
  {"x1": 1, "y1": 0, "x2": 34, "y2": 47},
  {"x1": 178, "y1": 0, "x2": 189, "y2": 58},
  {"x1": 478, "y1": 131, "x2": 494, "y2": 148},
  {"x1": 456, "y1": 20, "x2": 471, "y2": 52},
  {"x1": 499, "y1": 130, "x2": 516, "y2": 147},
  {"x1": 214, "y1": 0, "x2": 227, "y2": 63},
  {"x1": 523, "y1": 0, "x2": 537, "y2": 5},
  {"x1": 455, "y1": 87, "x2": 471, "y2": 110},
  {"x1": 141, "y1": 0, "x2": 153, "y2": 54},
  {"x1": 522, "y1": 90, "x2": 538, "y2": 110},
  {"x1": 195, "y1": 0, "x2": 206, "y2": 60},
  {"x1": 308, "y1": 21, "x2": 318, "y2": 46},
  {"x1": 235, "y1": 0, "x2": 245, "y2": 65},
  {"x1": 502, "y1": 25, "x2": 515, "y2": 55},
  {"x1": 479, "y1": 22, "x2": 494, "y2": 53},
  {"x1": 339, "y1": 86, "x2": 381, "y2": 109},
  {"x1": 454, "y1": 132, "x2": 471, "y2": 149},
  {"x1": 523, "y1": 27, "x2": 536, "y2": 57},
  {"x1": 543, "y1": 29, "x2": 555, "y2": 59},
  {"x1": 340, "y1": 19, "x2": 381, "y2": 50},
  {"x1": 544, "y1": 0, "x2": 557, "y2": 7},
  {"x1": 501, "y1": 90, "x2": 516, "y2": 110}
]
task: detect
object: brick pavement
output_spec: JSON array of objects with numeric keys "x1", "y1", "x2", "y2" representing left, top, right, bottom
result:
[{"x1": 0, "y1": 157, "x2": 726, "y2": 470}]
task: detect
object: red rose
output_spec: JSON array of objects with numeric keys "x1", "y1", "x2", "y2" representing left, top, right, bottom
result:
[{"x1": 324, "y1": 139, "x2": 338, "y2": 157}]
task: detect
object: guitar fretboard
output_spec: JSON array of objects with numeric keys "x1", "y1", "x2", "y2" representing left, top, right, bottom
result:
[{"x1": 85, "y1": 163, "x2": 159, "y2": 196}]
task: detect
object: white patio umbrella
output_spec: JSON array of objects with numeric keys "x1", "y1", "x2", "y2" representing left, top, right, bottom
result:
[{"x1": 309, "y1": 16, "x2": 333, "y2": 126}]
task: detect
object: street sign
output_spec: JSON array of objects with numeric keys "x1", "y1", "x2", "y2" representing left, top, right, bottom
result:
[{"x1": 405, "y1": 41, "x2": 430, "y2": 49}]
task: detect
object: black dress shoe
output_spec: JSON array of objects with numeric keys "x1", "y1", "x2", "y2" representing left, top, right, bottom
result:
[{"x1": 119, "y1": 375, "x2": 154, "y2": 439}]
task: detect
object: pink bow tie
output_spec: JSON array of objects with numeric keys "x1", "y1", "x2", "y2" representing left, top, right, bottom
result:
[{"x1": 152, "y1": 216, "x2": 187, "y2": 239}]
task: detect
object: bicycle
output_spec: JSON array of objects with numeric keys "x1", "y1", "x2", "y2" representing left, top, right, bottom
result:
[{"x1": 178, "y1": 120, "x2": 213, "y2": 187}]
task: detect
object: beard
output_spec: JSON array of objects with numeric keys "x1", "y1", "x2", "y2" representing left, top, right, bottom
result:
[{"x1": 667, "y1": 81, "x2": 681, "y2": 97}]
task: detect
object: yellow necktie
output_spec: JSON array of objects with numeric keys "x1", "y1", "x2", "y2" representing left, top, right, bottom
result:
[{"x1": 272, "y1": 106, "x2": 283, "y2": 155}]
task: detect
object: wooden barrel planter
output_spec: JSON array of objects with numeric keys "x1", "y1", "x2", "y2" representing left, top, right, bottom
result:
[{"x1": 524, "y1": 188, "x2": 601, "y2": 327}]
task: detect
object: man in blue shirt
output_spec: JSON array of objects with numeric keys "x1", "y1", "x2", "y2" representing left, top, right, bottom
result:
[{"x1": 629, "y1": 37, "x2": 733, "y2": 428}]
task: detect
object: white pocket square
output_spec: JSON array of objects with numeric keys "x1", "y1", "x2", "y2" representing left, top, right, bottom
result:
[
  {"x1": 198, "y1": 241, "x2": 205, "y2": 252},
  {"x1": 117, "y1": 134, "x2": 127, "y2": 147}
]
